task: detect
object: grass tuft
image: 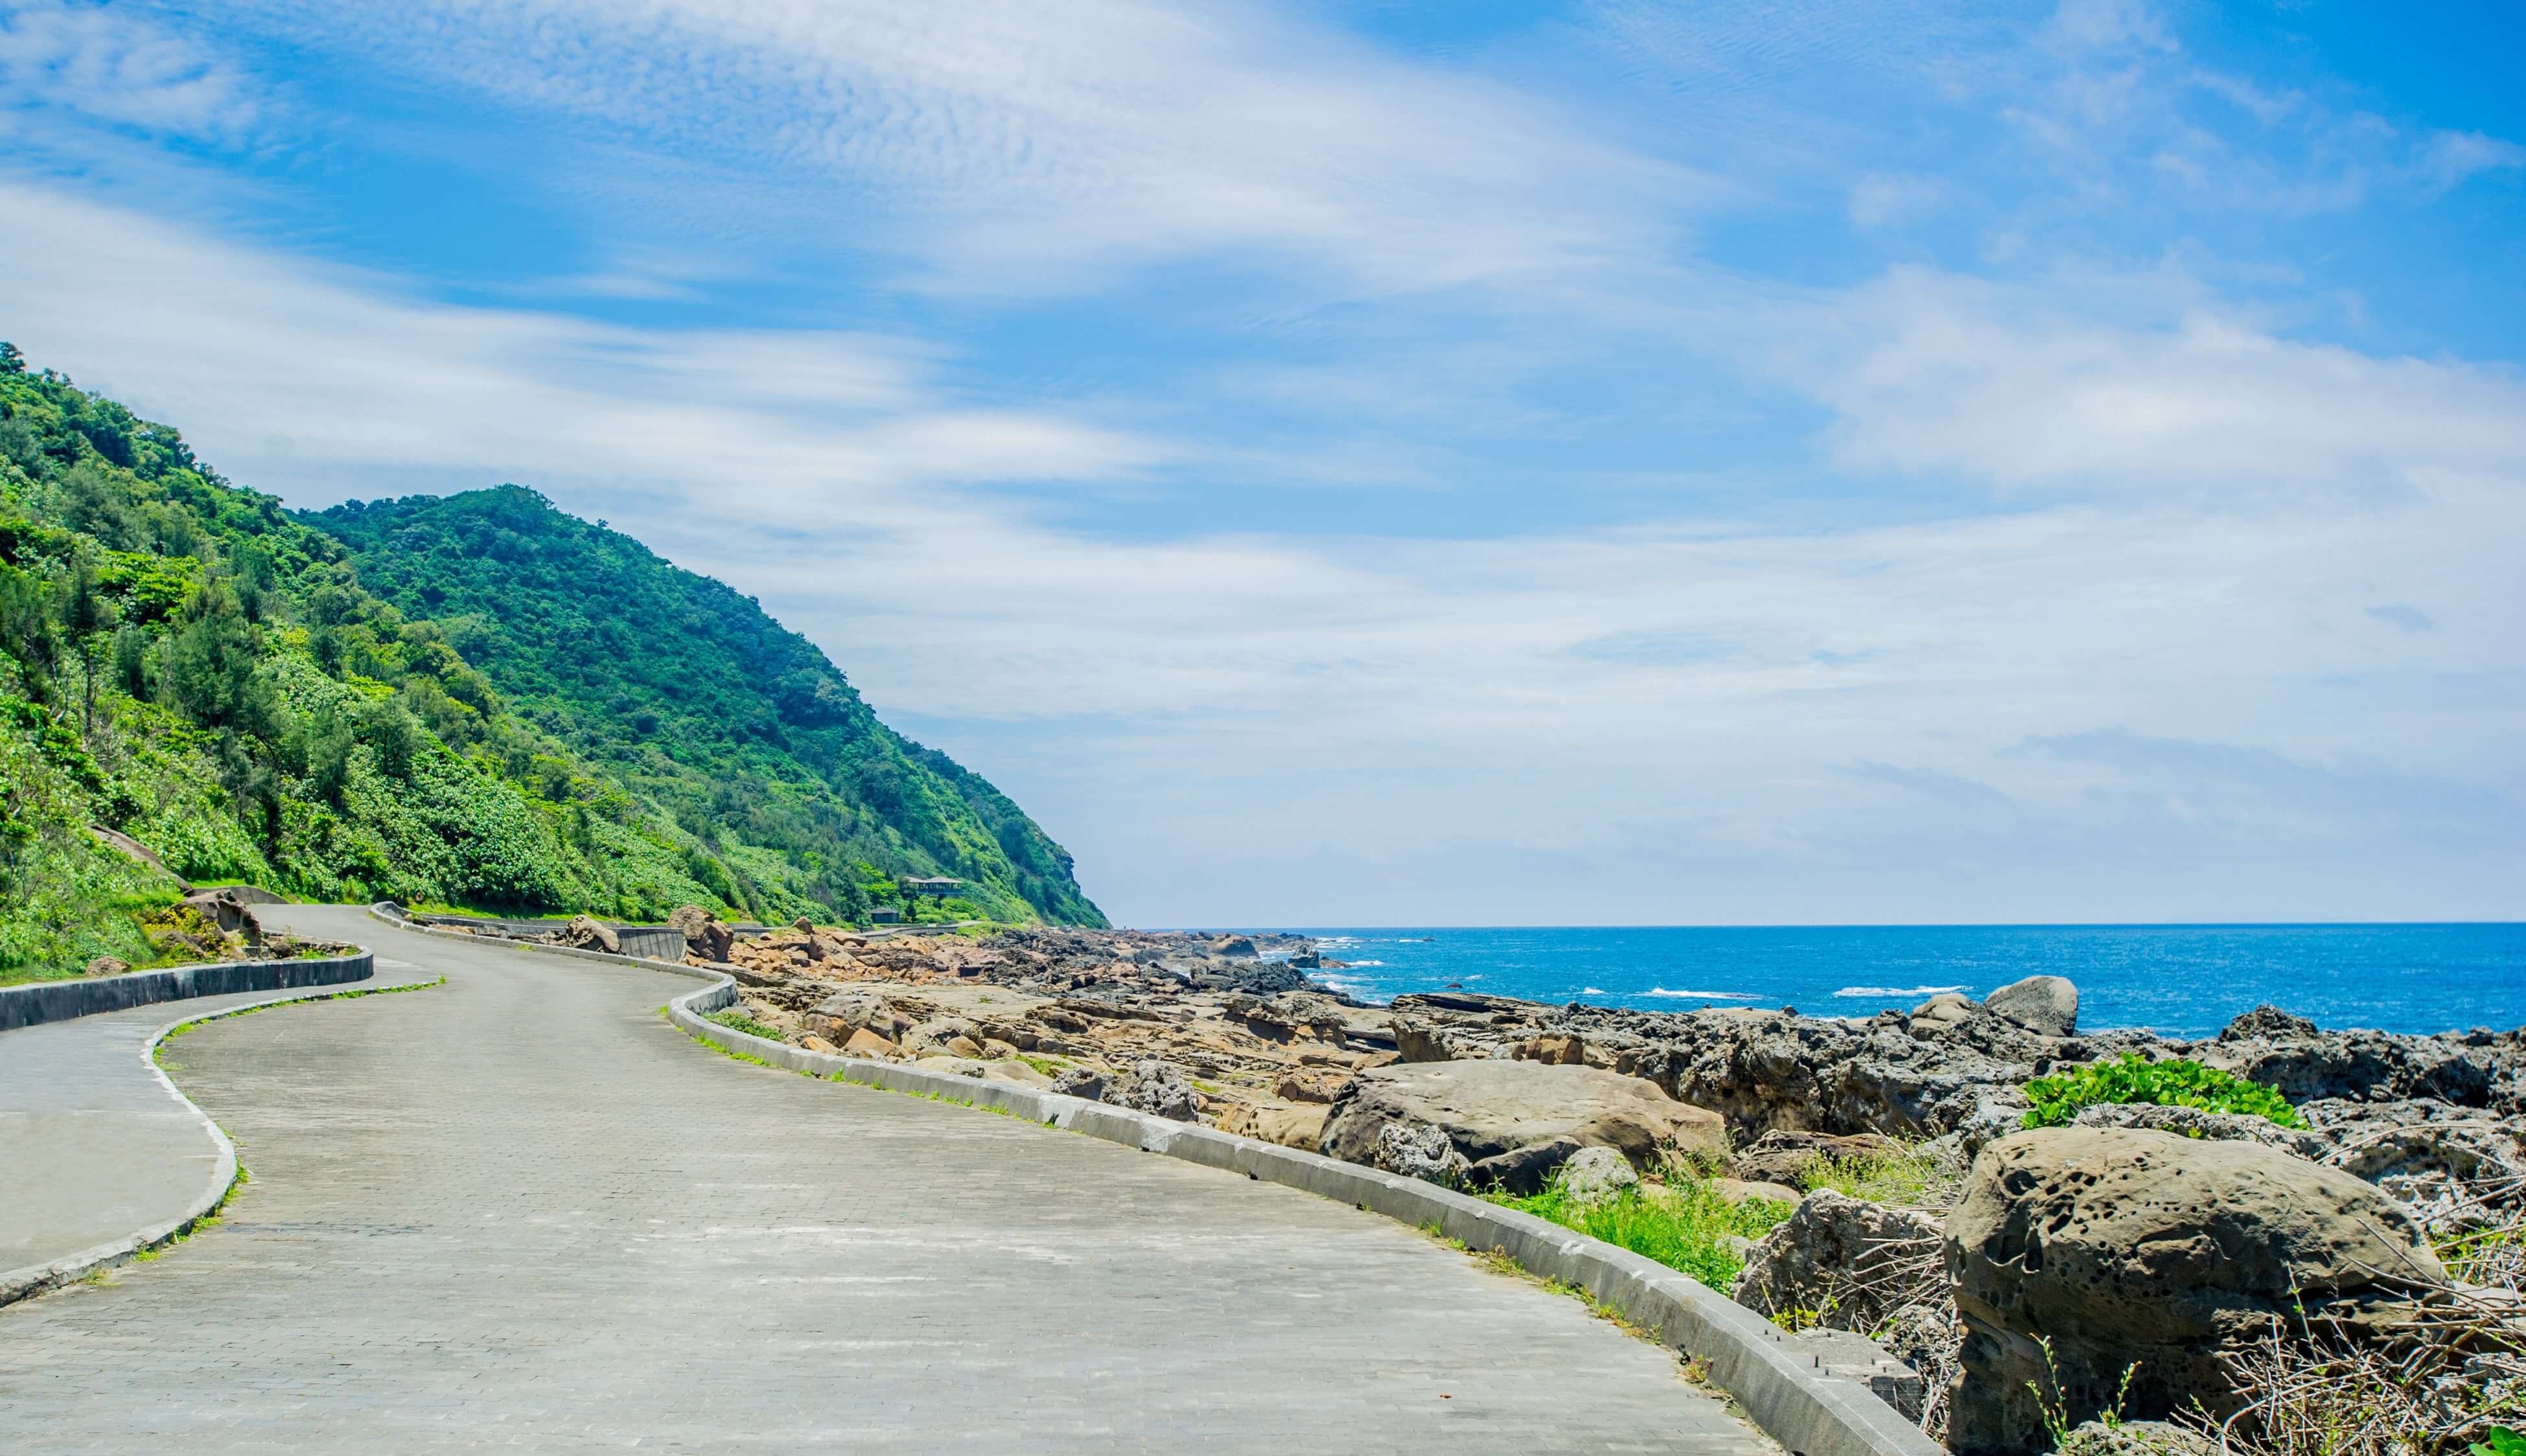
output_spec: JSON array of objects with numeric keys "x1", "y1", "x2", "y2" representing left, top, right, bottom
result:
[{"x1": 1489, "y1": 1176, "x2": 1794, "y2": 1290}]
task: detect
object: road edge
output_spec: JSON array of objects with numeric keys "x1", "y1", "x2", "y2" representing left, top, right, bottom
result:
[{"x1": 0, "y1": 951, "x2": 388, "y2": 1308}]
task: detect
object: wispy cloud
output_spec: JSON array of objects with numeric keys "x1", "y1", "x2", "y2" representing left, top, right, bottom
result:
[
  {"x1": 0, "y1": 0, "x2": 264, "y2": 144},
  {"x1": 197, "y1": 0, "x2": 1701, "y2": 299}
]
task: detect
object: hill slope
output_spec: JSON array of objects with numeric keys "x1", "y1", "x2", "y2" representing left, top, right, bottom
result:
[
  {"x1": 0, "y1": 343, "x2": 1099, "y2": 979},
  {"x1": 311, "y1": 487, "x2": 1103, "y2": 928}
]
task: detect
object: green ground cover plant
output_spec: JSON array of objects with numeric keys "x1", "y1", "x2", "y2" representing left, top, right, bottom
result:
[
  {"x1": 706, "y1": 1008, "x2": 784, "y2": 1041},
  {"x1": 2022, "y1": 1054, "x2": 2304, "y2": 1130}
]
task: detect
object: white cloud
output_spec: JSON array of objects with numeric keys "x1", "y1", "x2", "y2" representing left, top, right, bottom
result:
[
  {"x1": 0, "y1": 0, "x2": 262, "y2": 143},
  {"x1": 1776, "y1": 268, "x2": 2526, "y2": 495},
  {"x1": 196, "y1": 0, "x2": 1698, "y2": 298},
  {"x1": 10, "y1": 174, "x2": 2518, "y2": 920}
]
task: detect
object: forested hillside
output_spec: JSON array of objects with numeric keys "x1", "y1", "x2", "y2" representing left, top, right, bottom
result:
[
  {"x1": 0, "y1": 345, "x2": 1100, "y2": 979},
  {"x1": 314, "y1": 487, "x2": 1104, "y2": 929}
]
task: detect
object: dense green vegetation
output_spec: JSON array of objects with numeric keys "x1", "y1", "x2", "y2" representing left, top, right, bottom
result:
[
  {"x1": 0, "y1": 345, "x2": 1100, "y2": 980},
  {"x1": 2022, "y1": 1054, "x2": 2305, "y2": 1130},
  {"x1": 312, "y1": 486, "x2": 1102, "y2": 928}
]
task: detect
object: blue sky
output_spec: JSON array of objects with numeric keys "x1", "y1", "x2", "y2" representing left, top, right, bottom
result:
[{"x1": 2, "y1": 0, "x2": 2520, "y2": 925}]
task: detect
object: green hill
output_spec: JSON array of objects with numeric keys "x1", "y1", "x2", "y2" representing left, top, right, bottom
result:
[
  {"x1": 310, "y1": 487, "x2": 1103, "y2": 929},
  {"x1": 0, "y1": 343, "x2": 1100, "y2": 980}
]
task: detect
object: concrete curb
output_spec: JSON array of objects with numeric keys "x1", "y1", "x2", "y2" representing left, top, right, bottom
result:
[
  {"x1": 369, "y1": 905, "x2": 1945, "y2": 1456},
  {"x1": 0, "y1": 951, "x2": 377, "y2": 1032},
  {"x1": 0, "y1": 950, "x2": 386, "y2": 1308}
]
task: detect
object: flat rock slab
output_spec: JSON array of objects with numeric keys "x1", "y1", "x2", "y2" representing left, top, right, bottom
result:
[{"x1": 0, "y1": 906, "x2": 1774, "y2": 1455}]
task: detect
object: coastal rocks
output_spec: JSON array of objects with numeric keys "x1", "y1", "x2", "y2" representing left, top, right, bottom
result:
[
  {"x1": 2068, "y1": 1101, "x2": 2330, "y2": 1159},
  {"x1": 1984, "y1": 975, "x2": 2078, "y2": 1037},
  {"x1": 1945, "y1": 1127, "x2": 2449, "y2": 1454},
  {"x1": 1373, "y1": 1123, "x2": 1470, "y2": 1184},
  {"x1": 1224, "y1": 990, "x2": 1352, "y2": 1045},
  {"x1": 1051, "y1": 1066, "x2": 1107, "y2": 1100},
  {"x1": 1558, "y1": 1145, "x2": 1640, "y2": 1205},
  {"x1": 1319, "y1": 1059, "x2": 1726, "y2": 1174},
  {"x1": 1628, "y1": 1010, "x2": 2043, "y2": 1144},
  {"x1": 903, "y1": 1015, "x2": 983, "y2": 1057},
  {"x1": 669, "y1": 905, "x2": 736, "y2": 963},
  {"x1": 2202, "y1": 1018, "x2": 2501, "y2": 1109},
  {"x1": 1106, "y1": 1059, "x2": 1202, "y2": 1122},
  {"x1": 2302, "y1": 1098, "x2": 2526, "y2": 1231},
  {"x1": 2219, "y1": 1005, "x2": 2317, "y2": 1042},
  {"x1": 809, "y1": 988, "x2": 918, "y2": 1045},
  {"x1": 1217, "y1": 1100, "x2": 1328, "y2": 1151},
  {"x1": 545, "y1": 914, "x2": 619, "y2": 954},
  {"x1": 1733, "y1": 1191, "x2": 1942, "y2": 1330},
  {"x1": 1466, "y1": 1136, "x2": 1582, "y2": 1196}
]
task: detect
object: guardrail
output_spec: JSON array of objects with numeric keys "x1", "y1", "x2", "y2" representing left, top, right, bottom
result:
[{"x1": 0, "y1": 952, "x2": 375, "y2": 1032}]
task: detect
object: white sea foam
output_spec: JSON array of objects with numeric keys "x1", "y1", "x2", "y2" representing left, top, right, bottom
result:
[
  {"x1": 1580, "y1": 986, "x2": 1606, "y2": 995},
  {"x1": 1833, "y1": 984, "x2": 1969, "y2": 999},
  {"x1": 1345, "y1": 959, "x2": 1386, "y2": 967},
  {"x1": 1643, "y1": 988, "x2": 1761, "y2": 1000}
]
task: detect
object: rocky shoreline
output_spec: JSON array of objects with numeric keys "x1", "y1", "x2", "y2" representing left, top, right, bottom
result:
[{"x1": 490, "y1": 912, "x2": 2524, "y2": 1454}]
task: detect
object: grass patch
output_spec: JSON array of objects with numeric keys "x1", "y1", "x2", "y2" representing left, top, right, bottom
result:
[
  {"x1": 706, "y1": 1008, "x2": 784, "y2": 1041},
  {"x1": 1797, "y1": 1141, "x2": 1964, "y2": 1207},
  {"x1": 1489, "y1": 1177, "x2": 1794, "y2": 1290}
]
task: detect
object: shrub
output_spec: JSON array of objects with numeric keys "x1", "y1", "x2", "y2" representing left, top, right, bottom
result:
[{"x1": 2022, "y1": 1054, "x2": 2304, "y2": 1131}]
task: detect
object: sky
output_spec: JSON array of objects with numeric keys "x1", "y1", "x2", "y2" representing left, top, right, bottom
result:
[{"x1": 1, "y1": 0, "x2": 2521, "y2": 927}]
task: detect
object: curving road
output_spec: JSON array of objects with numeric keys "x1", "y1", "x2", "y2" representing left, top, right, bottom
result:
[{"x1": 0, "y1": 905, "x2": 1772, "y2": 1453}]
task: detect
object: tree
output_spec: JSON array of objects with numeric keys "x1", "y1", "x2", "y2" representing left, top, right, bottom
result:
[
  {"x1": 0, "y1": 341, "x2": 23, "y2": 375},
  {"x1": 358, "y1": 697, "x2": 423, "y2": 780}
]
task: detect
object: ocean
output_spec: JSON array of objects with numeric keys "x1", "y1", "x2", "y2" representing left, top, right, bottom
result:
[{"x1": 1260, "y1": 924, "x2": 2526, "y2": 1039}]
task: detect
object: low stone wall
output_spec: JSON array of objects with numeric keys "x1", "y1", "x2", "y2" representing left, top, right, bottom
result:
[
  {"x1": 407, "y1": 912, "x2": 738, "y2": 962},
  {"x1": 369, "y1": 904, "x2": 1942, "y2": 1456},
  {"x1": 0, "y1": 952, "x2": 375, "y2": 1032}
]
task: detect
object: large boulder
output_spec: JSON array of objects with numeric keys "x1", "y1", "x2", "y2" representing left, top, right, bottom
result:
[
  {"x1": 669, "y1": 905, "x2": 735, "y2": 963},
  {"x1": 548, "y1": 914, "x2": 620, "y2": 954},
  {"x1": 1734, "y1": 1190, "x2": 1943, "y2": 1330},
  {"x1": 1983, "y1": 975, "x2": 2077, "y2": 1037},
  {"x1": 1319, "y1": 1058, "x2": 1724, "y2": 1173},
  {"x1": 1945, "y1": 1127, "x2": 2448, "y2": 1454},
  {"x1": 1558, "y1": 1145, "x2": 1639, "y2": 1205},
  {"x1": 1107, "y1": 1059, "x2": 1201, "y2": 1122},
  {"x1": 1217, "y1": 1100, "x2": 1328, "y2": 1152}
]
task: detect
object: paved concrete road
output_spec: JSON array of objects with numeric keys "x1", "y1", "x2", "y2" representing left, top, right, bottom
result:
[
  {"x1": 0, "y1": 958, "x2": 435, "y2": 1291},
  {"x1": 0, "y1": 907, "x2": 1772, "y2": 1454}
]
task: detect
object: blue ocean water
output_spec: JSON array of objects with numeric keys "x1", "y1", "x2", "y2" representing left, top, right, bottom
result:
[{"x1": 1264, "y1": 925, "x2": 2526, "y2": 1039}]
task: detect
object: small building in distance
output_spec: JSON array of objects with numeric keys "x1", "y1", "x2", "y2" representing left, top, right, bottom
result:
[
  {"x1": 902, "y1": 876, "x2": 964, "y2": 897},
  {"x1": 867, "y1": 907, "x2": 903, "y2": 924}
]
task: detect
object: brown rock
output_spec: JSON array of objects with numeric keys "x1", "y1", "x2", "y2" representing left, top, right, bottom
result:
[
  {"x1": 1319, "y1": 1058, "x2": 1726, "y2": 1173},
  {"x1": 841, "y1": 1028, "x2": 897, "y2": 1058},
  {"x1": 1945, "y1": 1127, "x2": 2448, "y2": 1453},
  {"x1": 1218, "y1": 1100, "x2": 1330, "y2": 1152}
]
